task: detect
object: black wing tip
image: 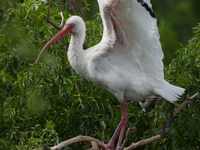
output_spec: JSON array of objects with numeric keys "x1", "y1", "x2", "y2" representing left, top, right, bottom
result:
[{"x1": 137, "y1": 0, "x2": 156, "y2": 18}]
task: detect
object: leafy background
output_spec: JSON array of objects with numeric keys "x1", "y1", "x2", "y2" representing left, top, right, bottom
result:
[{"x1": 0, "y1": 0, "x2": 200, "y2": 149}]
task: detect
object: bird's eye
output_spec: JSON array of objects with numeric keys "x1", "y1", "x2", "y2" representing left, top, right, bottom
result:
[{"x1": 71, "y1": 24, "x2": 74, "y2": 27}]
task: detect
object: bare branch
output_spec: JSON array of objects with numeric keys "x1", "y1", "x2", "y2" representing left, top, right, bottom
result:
[
  {"x1": 44, "y1": 0, "x2": 63, "y2": 31},
  {"x1": 47, "y1": 0, "x2": 53, "y2": 18},
  {"x1": 58, "y1": 12, "x2": 64, "y2": 27},
  {"x1": 33, "y1": 93, "x2": 199, "y2": 150},
  {"x1": 49, "y1": 135, "x2": 106, "y2": 150},
  {"x1": 66, "y1": 0, "x2": 78, "y2": 15},
  {"x1": 123, "y1": 135, "x2": 161, "y2": 150},
  {"x1": 173, "y1": 92, "x2": 199, "y2": 117},
  {"x1": 120, "y1": 127, "x2": 135, "y2": 150},
  {"x1": 87, "y1": 141, "x2": 99, "y2": 150},
  {"x1": 143, "y1": 95, "x2": 162, "y2": 112},
  {"x1": 123, "y1": 92, "x2": 199, "y2": 149},
  {"x1": 43, "y1": 14, "x2": 62, "y2": 31}
]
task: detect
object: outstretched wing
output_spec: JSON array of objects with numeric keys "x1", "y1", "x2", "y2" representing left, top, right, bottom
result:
[{"x1": 97, "y1": 0, "x2": 164, "y2": 80}]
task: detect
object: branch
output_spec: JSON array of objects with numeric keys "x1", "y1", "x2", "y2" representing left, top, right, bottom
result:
[
  {"x1": 123, "y1": 135, "x2": 161, "y2": 150},
  {"x1": 120, "y1": 126, "x2": 135, "y2": 150},
  {"x1": 143, "y1": 95, "x2": 162, "y2": 112},
  {"x1": 43, "y1": 0, "x2": 64, "y2": 31},
  {"x1": 33, "y1": 93, "x2": 199, "y2": 150},
  {"x1": 87, "y1": 141, "x2": 99, "y2": 150},
  {"x1": 58, "y1": 12, "x2": 64, "y2": 27},
  {"x1": 66, "y1": 0, "x2": 78, "y2": 15},
  {"x1": 173, "y1": 92, "x2": 199, "y2": 117},
  {"x1": 43, "y1": 14, "x2": 62, "y2": 31},
  {"x1": 47, "y1": 0, "x2": 53, "y2": 18},
  {"x1": 122, "y1": 92, "x2": 199, "y2": 149},
  {"x1": 49, "y1": 135, "x2": 106, "y2": 150}
]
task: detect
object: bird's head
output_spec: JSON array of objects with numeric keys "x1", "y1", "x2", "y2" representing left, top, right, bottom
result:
[
  {"x1": 66, "y1": 16, "x2": 86, "y2": 35},
  {"x1": 36, "y1": 16, "x2": 85, "y2": 63}
]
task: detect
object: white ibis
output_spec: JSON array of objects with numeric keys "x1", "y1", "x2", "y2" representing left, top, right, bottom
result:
[{"x1": 36, "y1": 0, "x2": 185, "y2": 149}]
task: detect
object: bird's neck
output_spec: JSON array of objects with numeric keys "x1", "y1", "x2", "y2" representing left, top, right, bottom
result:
[{"x1": 67, "y1": 33, "x2": 85, "y2": 73}]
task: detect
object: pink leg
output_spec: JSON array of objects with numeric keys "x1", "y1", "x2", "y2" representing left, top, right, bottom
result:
[{"x1": 105, "y1": 103, "x2": 127, "y2": 150}]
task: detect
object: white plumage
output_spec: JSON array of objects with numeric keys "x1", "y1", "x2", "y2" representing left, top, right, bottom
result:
[{"x1": 36, "y1": 0, "x2": 185, "y2": 149}]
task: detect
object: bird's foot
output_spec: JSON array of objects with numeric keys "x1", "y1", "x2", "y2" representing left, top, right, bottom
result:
[
  {"x1": 104, "y1": 103, "x2": 127, "y2": 150},
  {"x1": 105, "y1": 143, "x2": 114, "y2": 150},
  {"x1": 104, "y1": 143, "x2": 122, "y2": 150}
]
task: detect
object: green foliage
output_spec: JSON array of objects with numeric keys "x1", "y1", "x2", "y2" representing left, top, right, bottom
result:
[
  {"x1": 0, "y1": 0, "x2": 199, "y2": 149},
  {"x1": 163, "y1": 23, "x2": 200, "y2": 149},
  {"x1": 152, "y1": 0, "x2": 200, "y2": 65},
  {"x1": 165, "y1": 23, "x2": 200, "y2": 92}
]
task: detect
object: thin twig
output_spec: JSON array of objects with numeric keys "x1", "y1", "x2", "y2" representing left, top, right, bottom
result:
[
  {"x1": 43, "y1": 14, "x2": 62, "y2": 30},
  {"x1": 66, "y1": 0, "x2": 78, "y2": 15},
  {"x1": 49, "y1": 135, "x2": 106, "y2": 150},
  {"x1": 123, "y1": 135, "x2": 162, "y2": 150},
  {"x1": 123, "y1": 93, "x2": 199, "y2": 149},
  {"x1": 47, "y1": 0, "x2": 53, "y2": 18},
  {"x1": 173, "y1": 92, "x2": 199, "y2": 117},
  {"x1": 58, "y1": 12, "x2": 64, "y2": 27},
  {"x1": 44, "y1": 0, "x2": 62, "y2": 31}
]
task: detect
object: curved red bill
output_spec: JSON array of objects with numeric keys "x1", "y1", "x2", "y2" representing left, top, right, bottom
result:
[{"x1": 35, "y1": 24, "x2": 72, "y2": 63}]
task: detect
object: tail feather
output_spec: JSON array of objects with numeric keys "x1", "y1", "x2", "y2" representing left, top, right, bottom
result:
[{"x1": 154, "y1": 81, "x2": 185, "y2": 103}]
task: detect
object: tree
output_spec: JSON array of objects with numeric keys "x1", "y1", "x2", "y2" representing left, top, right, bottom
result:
[{"x1": 0, "y1": 0, "x2": 199, "y2": 149}]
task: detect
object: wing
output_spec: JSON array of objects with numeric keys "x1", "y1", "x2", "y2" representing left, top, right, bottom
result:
[{"x1": 97, "y1": 0, "x2": 164, "y2": 80}]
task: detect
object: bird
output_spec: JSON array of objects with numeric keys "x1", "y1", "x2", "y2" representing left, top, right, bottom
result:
[{"x1": 36, "y1": 0, "x2": 185, "y2": 149}]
